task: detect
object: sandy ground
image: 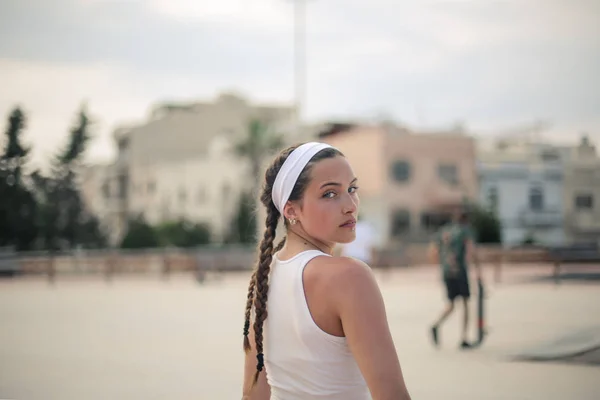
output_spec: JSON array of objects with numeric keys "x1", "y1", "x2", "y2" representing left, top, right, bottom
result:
[{"x1": 0, "y1": 265, "x2": 599, "y2": 400}]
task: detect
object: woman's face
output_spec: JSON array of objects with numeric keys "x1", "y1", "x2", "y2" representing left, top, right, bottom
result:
[{"x1": 287, "y1": 155, "x2": 360, "y2": 245}]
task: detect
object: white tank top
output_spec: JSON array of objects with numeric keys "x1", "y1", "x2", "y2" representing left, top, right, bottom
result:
[{"x1": 264, "y1": 250, "x2": 371, "y2": 400}]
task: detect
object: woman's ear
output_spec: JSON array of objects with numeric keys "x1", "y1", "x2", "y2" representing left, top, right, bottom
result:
[{"x1": 283, "y1": 202, "x2": 297, "y2": 222}]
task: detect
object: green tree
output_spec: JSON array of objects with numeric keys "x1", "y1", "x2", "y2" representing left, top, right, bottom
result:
[
  {"x1": 234, "y1": 118, "x2": 284, "y2": 196},
  {"x1": 33, "y1": 105, "x2": 105, "y2": 250},
  {"x1": 231, "y1": 119, "x2": 283, "y2": 243},
  {"x1": 156, "y1": 219, "x2": 211, "y2": 248},
  {"x1": 184, "y1": 223, "x2": 211, "y2": 247},
  {"x1": 120, "y1": 216, "x2": 159, "y2": 249},
  {"x1": 53, "y1": 105, "x2": 93, "y2": 248},
  {"x1": 2, "y1": 107, "x2": 30, "y2": 182},
  {"x1": 77, "y1": 212, "x2": 107, "y2": 248},
  {"x1": 522, "y1": 232, "x2": 536, "y2": 245},
  {"x1": 470, "y1": 205, "x2": 502, "y2": 244},
  {"x1": 30, "y1": 171, "x2": 58, "y2": 250},
  {"x1": 226, "y1": 191, "x2": 257, "y2": 244},
  {"x1": 0, "y1": 107, "x2": 37, "y2": 250},
  {"x1": 52, "y1": 105, "x2": 92, "y2": 180}
]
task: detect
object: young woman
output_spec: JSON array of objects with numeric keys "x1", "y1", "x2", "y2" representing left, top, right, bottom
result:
[{"x1": 242, "y1": 142, "x2": 412, "y2": 400}]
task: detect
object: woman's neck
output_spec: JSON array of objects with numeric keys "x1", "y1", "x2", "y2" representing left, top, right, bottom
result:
[{"x1": 282, "y1": 229, "x2": 334, "y2": 256}]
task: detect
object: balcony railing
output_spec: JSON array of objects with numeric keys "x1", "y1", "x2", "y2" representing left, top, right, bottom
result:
[
  {"x1": 518, "y1": 208, "x2": 562, "y2": 228},
  {"x1": 567, "y1": 212, "x2": 600, "y2": 233}
]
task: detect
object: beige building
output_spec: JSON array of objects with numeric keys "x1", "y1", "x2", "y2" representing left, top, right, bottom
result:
[
  {"x1": 564, "y1": 135, "x2": 600, "y2": 243},
  {"x1": 80, "y1": 163, "x2": 128, "y2": 245},
  {"x1": 83, "y1": 92, "x2": 296, "y2": 245},
  {"x1": 127, "y1": 135, "x2": 245, "y2": 241},
  {"x1": 318, "y1": 123, "x2": 478, "y2": 246},
  {"x1": 125, "y1": 92, "x2": 295, "y2": 166}
]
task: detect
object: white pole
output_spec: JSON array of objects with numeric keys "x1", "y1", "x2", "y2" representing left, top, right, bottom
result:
[{"x1": 294, "y1": 0, "x2": 306, "y2": 136}]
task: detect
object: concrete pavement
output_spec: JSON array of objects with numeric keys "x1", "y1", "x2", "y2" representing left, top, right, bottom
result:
[{"x1": 0, "y1": 265, "x2": 599, "y2": 399}]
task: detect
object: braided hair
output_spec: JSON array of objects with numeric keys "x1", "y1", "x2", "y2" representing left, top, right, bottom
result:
[{"x1": 242, "y1": 143, "x2": 343, "y2": 386}]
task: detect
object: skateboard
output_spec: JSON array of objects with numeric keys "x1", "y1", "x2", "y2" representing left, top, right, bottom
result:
[{"x1": 475, "y1": 278, "x2": 487, "y2": 346}]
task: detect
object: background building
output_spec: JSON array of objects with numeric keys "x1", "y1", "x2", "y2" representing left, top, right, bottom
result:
[
  {"x1": 563, "y1": 135, "x2": 600, "y2": 244},
  {"x1": 80, "y1": 163, "x2": 126, "y2": 246},
  {"x1": 81, "y1": 92, "x2": 296, "y2": 246},
  {"x1": 79, "y1": 93, "x2": 600, "y2": 249},
  {"x1": 320, "y1": 123, "x2": 478, "y2": 247},
  {"x1": 477, "y1": 136, "x2": 568, "y2": 246}
]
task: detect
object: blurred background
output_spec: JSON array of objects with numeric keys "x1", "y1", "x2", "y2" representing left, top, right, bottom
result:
[{"x1": 0, "y1": 0, "x2": 599, "y2": 399}]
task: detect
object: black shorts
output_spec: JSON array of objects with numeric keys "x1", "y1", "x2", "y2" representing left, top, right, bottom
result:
[{"x1": 444, "y1": 276, "x2": 470, "y2": 301}]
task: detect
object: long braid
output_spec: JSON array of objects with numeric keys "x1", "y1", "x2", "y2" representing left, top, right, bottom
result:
[
  {"x1": 242, "y1": 270, "x2": 256, "y2": 352},
  {"x1": 241, "y1": 148, "x2": 292, "y2": 359},
  {"x1": 252, "y1": 201, "x2": 279, "y2": 384},
  {"x1": 274, "y1": 236, "x2": 286, "y2": 253},
  {"x1": 243, "y1": 236, "x2": 285, "y2": 352}
]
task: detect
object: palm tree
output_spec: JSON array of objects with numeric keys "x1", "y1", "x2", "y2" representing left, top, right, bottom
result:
[
  {"x1": 228, "y1": 119, "x2": 284, "y2": 244},
  {"x1": 234, "y1": 118, "x2": 284, "y2": 197}
]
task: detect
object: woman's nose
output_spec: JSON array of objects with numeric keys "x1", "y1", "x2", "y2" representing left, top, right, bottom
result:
[{"x1": 342, "y1": 193, "x2": 357, "y2": 214}]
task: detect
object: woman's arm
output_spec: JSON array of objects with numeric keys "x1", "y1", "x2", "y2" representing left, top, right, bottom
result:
[
  {"x1": 332, "y1": 258, "x2": 412, "y2": 400},
  {"x1": 242, "y1": 323, "x2": 271, "y2": 400}
]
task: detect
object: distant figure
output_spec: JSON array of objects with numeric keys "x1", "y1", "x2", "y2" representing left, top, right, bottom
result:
[
  {"x1": 429, "y1": 210, "x2": 482, "y2": 349},
  {"x1": 340, "y1": 218, "x2": 377, "y2": 265}
]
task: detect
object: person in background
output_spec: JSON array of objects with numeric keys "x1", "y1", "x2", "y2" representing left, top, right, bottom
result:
[
  {"x1": 339, "y1": 216, "x2": 377, "y2": 265},
  {"x1": 428, "y1": 209, "x2": 481, "y2": 349}
]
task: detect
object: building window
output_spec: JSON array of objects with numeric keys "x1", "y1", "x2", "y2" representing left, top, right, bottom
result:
[
  {"x1": 575, "y1": 194, "x2": 593, "y2": 210},
  {"x1": 102, "y1": 182, "x2": 110, "y2": 199},
  {"x1": 487, "y1": 187, "x2": 498, "y2": 210},
  {"x1": 391, "y1": 160, "x2": 411, "y2": 182},
  {"x1": 540, "y1": 150, "x2": 560, "y2": 162},
  {"x1": 421, "y1": 212, "x2": 450, "y2": 231},
  {"x1": 576, "y1": 168, "x2": 595, "y2": 181},
  {"x1": 529, "y1": 187, "x2": 544, "y2": 211},
  {"x1": 222, "y1": 184, "x2": 231, "y2": 201},
  {"x1": 438, "y1": 164, "x2": 458, "y2": 186},
  {"x1": 197, "y1": 187, "x2": 206, "y2": 204},
  {"x1": 161, "y1": 198, "x2": 171, "y2": 220},
  {"x1": 391, "y1": 209, "x2": 411, "y2": 237},
  {"x1": 118, "y1": 175, "x2": 128, "y2": 199},
  {"x1": 178, "y1": 188, "x2": 187, "y2": 204},
  {"x1": 117, "y1": 137, "x2": 129, "y2": 152}
]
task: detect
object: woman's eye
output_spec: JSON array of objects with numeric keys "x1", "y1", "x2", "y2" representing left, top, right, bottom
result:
[{"x1": 324, "y1": 186, "x2": 359, "y2": 198}]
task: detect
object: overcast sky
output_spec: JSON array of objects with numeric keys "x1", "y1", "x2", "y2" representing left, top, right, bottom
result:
[{"x1": 1, "y1": 0, "x2": 599, "y2": 168}]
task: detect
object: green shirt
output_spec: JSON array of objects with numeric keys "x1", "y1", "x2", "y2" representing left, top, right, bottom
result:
[{"x1": 436, "y1": 223, "x2": 475, "y2": 279}]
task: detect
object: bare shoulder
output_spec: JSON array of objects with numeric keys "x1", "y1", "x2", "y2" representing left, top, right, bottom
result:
[
  {"x1": 311, "y1": 257, "x2": 411, "y2": 399},
  {"x1": 310, "y1": 255, "x2": 373, "y2": 278},
  {"x1": 308, "y1": 256, "x2": 379, "y2": 300}
]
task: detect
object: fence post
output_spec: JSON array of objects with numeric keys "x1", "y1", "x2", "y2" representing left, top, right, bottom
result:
[
  {"x1": 162, "y1": 250, "x2": 170, "y2": 281},
  {"x1": 553, "y1": 259, "x2": 561, "y2": 286},
  {"x1": 195, "y1": 250, "x2": 207, "y2": 284},
  {"x1": 494, "y1": 248, "x2": 503, "y2": 284},
  {"x1": 47, "y1": 251, "x2": 55, "y2": 286},
  {"x1": 105, "y1": 250, "x2": 115, "y2": 284}
]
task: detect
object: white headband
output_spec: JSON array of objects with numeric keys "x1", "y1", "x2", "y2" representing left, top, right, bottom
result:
[{"x1": 271, "y1": 142, "x2": 334, "y2": 213}]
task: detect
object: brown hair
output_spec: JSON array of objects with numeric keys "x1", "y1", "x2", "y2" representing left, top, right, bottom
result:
[{"x1": 242, "y1": 143, "x2": 344, "y2": 385}]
